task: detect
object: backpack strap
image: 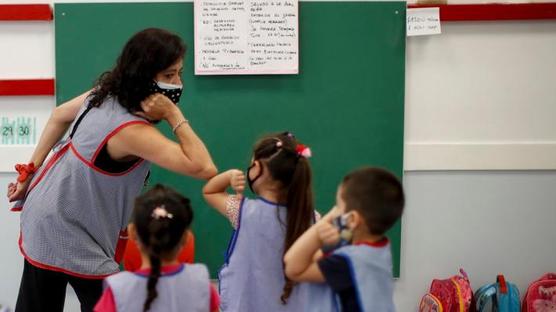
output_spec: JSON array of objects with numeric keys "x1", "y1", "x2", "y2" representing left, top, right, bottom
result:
[
  {"x1": 497, "y1": 278, "x2": 521, "y2": 312},
  {"x1": 450, "y1": 278, "x2": 465, "y2": 312},
  {"x1": 497, "y1": 275, "x2": 508, "y2": 294},
  {"x1": 419, "y1": 293, "x2": 443, "y2": 312},
  {"x1": 475, "y1": 284, "x2": 497, "y2": 312}
]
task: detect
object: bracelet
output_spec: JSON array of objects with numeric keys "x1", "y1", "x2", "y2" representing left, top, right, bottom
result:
[
  {"x1": 172, "y1": 119, "x2": 189, "y2": 134},
  {"x1": 15, "y1": 162, "x2": 37, "y2": 183}
]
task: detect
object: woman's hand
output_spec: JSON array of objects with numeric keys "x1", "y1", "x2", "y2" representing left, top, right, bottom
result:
[
  {"x1": 229, "y1": 169, "x2": 246, "y2": 194},
  {"x1": 7, "y1": 178, "x2": 32, "y2": 202},
  {"x1": 138, "y1": 93, "x2": 178, "y2": 121}
]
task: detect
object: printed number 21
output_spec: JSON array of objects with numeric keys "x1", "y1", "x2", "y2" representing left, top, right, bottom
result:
[{"x1": 2, "y1": 126, "x2": 13, "y2": 136}]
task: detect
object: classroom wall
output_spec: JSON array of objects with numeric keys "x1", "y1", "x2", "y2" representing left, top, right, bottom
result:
[
  {"x1": 405, "y1": 20, "x2": 556, "y2": 171},
  {"x1": 395, "y1": 171, "x2": 556, "y2": 311},
  {"x1": 398, "y1": 18, "x2": 556, "y2": 311},
  {"x1": 2, "y1": 1, "x2": 556, "y2": 311}
]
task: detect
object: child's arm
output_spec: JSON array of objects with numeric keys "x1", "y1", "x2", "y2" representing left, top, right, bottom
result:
[
  {"x1": 284, "y1": 207, "x2": 342, "y2": 283},
  {"x1": 202, "y1": 169, "x2": 245, "y2": 216},
  {"x1": 210, "y1": 284, "x2": 220, "y2": 312},
  {"x1": 93, "y1": 286, "x2": 117, "y2": 312}
]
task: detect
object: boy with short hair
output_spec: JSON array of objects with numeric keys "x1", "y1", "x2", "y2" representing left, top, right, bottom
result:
[{"x1": 284, "y1": 167, "x2": 405, "y2": 311}]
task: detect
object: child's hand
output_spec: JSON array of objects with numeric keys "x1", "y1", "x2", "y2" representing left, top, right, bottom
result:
[
  {"x1": 229, "y1": 169, "x2": 245, "y2": 194},
  {"x1": 322, "y1": 205, "x2": 342, "y2": 222},
  {"x1": 316, "y1": 221, "x2": 341, "y2": 247}
]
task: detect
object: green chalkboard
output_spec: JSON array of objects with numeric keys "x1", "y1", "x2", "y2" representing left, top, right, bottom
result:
[{"x1": 55, "y1": 2, "x2": 406, "y2": 277}]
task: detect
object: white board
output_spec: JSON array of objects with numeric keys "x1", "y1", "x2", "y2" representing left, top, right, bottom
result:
[{"x1": 194, "y1": 0, "x2": 299, "y2": 75}]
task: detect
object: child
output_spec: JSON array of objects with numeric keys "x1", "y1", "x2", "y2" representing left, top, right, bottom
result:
[
  {"x1": 203, "y1": 132, "x2": 314, "y2": 312},
  {"x1": 284, "y1": 167, "x2": 405, "y2": 312},
  {"x1": 94, "y1": 184, "x2": 219, "y2": 312},
  {"x1": 122, "y1": 231, "x2": 195, "y2": 271}
]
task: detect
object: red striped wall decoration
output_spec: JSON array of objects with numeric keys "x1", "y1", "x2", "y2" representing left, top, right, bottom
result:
[
  {"x1": 408, "y1": 3, "x2": 556, "y2": 21},
  {"x1": 0, "y1": 4, "x2": 52, "y2": 21},
  {"x1": 0, "y1": 79, "x2": 55, "y2": 96}
]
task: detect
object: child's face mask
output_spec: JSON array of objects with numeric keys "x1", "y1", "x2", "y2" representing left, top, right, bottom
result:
[
  {"x1": 150, "y1": 80, "x2": 183, "y2": 104},
  {"x1": 246, "y1": 161, "x2": 263, "y2": 194},
  {"x1": 322, "y1": 212, "x2": 354, "y2": 253}
]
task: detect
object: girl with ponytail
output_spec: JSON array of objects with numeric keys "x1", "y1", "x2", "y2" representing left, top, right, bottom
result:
[
  {"x1": 94, "y1": 184, "x2": 219, "y2": 312},
  {"x1": 203, "y1": 131, "x2": 315, "y2": 312}
]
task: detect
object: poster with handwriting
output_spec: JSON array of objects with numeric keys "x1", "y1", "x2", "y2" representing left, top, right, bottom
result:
[{"x1": 194, "y1": 0, "x2": 298, "y2": 75}]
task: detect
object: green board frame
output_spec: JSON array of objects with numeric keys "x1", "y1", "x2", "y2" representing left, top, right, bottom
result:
[{"x1": 55, "y1": 2, "x2": 405, "y2": 277}]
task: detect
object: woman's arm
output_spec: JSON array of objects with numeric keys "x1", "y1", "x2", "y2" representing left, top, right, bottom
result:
[
  {"x1": 109, "y1": 94, "x2": 217, "y2": 179},
  {"x1": 7, "y1": 90, "x2": 90, "y2": 201},
  {"x1": 30, "y1": 91, "x2": 90, "y2": 167}
]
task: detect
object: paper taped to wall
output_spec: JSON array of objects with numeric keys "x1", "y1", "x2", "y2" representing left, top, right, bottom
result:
[{"x1": 407, "y1": 7, "x2": 441, "y2": 36}]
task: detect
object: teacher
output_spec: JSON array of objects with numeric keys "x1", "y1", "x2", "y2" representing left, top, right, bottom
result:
[{"x1": 7, "y1": 28, "x2": 216, "y2": 312}]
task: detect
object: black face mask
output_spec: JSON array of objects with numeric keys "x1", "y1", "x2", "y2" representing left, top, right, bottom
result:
[
  {"x1": 247, "y1": 163, "x2": 263, "y2": 194},
  {"x1": 149, "y1": 81, "x2": 183, "y2": 104}
]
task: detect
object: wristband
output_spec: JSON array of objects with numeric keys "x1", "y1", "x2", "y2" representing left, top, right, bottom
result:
[{"x1": 15, "y1": 162, "x2": 37, "y2": 183}]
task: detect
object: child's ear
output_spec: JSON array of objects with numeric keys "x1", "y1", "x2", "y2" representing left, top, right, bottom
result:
[
  {"x1": 181, "y1": 229, "x2": 190, "y2": 245},
  {"x1": 128, "y1": 223, "x2": 138, "y2": 242},
  {"x1": 250, "y1": 160, "x2": 262, "y2": 176},
  {"x1": 347, "y1": 211, "x2": 363, "y2": 230}
]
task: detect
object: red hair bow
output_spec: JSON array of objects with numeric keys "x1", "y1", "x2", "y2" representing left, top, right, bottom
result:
[{"x1": 296, "y1": 144, "x2": 312, "y2": 158}]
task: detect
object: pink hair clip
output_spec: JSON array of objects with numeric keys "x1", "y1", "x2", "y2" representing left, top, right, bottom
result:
[
  {"x1": 295, "y1": 144, "x2": 312, "y2": 158},
  {"x1": 151, "y1": 205, "x2": 173, "y2": 220},
  {"x1": 276, "y1": 140, "x2": 283, "y2": 148}
]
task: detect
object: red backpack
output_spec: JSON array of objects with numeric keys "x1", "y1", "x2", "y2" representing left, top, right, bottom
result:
[
  {"x1": 523, "y1": 273, "x2": 556, "y2": 312},
  {"x1": 420, "y1": 269, "x2": 475, "y2": 312}
]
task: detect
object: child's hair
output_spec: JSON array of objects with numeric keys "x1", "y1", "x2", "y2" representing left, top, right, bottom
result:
[
  {"x1": 132, "y1": 184, "x2": 193, "y2": 312},
  {"x1": 341, "y1": 167, "x2": 404, "y2": 235},
  {"x1": 252, "y1": 131, "x2": 314, "y2": 304}
]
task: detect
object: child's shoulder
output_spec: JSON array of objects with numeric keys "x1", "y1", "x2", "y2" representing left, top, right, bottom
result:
[
  {"x1": 184, "y1": 263, "x2": 210, "y2": 279},
  {"x1": 333, "y1": 240, "x2": 391, "y2": 257},
  {"x1": 332, "y1": 241, "x2": 393, "y2": 272},
  {"x1": 105, "y1": 270, "x2": 138, "y2": 287},
  {"x1": 332, "y1": 244, "x2": 363, "y2": 256},
  {"x1": 109, "y1": 270, "x2": 135, "y2": 279},
  {"x1": 238, "y1": 196, "x2": 274, "y2": 211},
  {"x1": 187, "y1": 262, "x2": 209, "y2": 271}
]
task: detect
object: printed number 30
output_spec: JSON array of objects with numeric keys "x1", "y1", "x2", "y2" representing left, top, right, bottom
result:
[{"x1": 19, "y1": 126, "x2": 30, "y2": 136}]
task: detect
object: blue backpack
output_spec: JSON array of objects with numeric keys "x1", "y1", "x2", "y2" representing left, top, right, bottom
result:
[{"x1": 475, "y1": 275, "x2": 520, "y2": 312}]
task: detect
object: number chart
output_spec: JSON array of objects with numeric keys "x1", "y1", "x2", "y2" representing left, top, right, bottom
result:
[{"x1": 1, "y1": 116, "x2": 37, "y2": 145}]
